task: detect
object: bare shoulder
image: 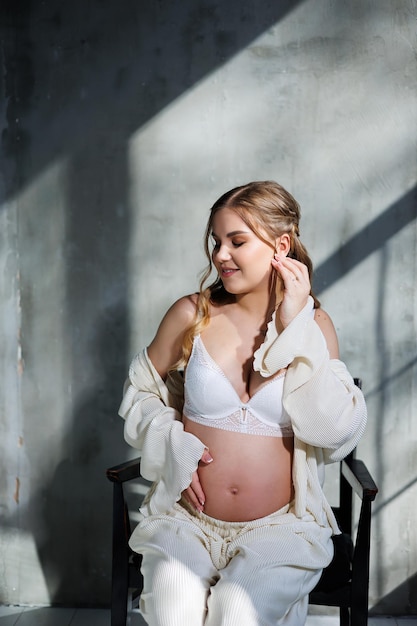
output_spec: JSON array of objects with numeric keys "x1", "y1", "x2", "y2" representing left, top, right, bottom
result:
[
  {"x1": 314, "y1": 307, "x2": 334, "y2": 327},
  {"x1": 157, "y1": 294, "x2": 198, "y2": 335},
  {"x1": 168, "y1": 293, "x2": 198, "y2": 322},
  {"x1": 147, "y1": 294, "x2": 198, "y2": 378},
  {"x1": 314, "y1": 307, "x2": 340, "y2": 359}
]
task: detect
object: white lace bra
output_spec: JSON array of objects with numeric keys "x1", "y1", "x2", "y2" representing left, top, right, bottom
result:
[{"x1": 183, "y1": 335, "x2": 293, "y2": 437}]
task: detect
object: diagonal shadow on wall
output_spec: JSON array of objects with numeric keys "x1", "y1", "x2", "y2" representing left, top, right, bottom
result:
[
  {"x1": 371, "y1": 572, "x2": 417, "y2": 616},
  {"x1": 314, "y1": 185, "x2": 417, "y2": 295},
  {"x1": 1, "y1": 0, "x2": 303, "y2": 200},
  {"x1": 313, "y1": 184, "x2": 416, "y2": 615}
]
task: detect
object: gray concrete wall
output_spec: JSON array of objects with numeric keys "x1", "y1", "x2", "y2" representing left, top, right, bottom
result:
[{"x1": 0, "y1": 0, "x2": 416, "y2": 614}]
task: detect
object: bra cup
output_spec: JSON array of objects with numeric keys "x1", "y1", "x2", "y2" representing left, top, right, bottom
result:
[
  {"x1": 248, "y1": 380, "x2": 287, "y2": 427},
  {"x1": 183, "y1": 336, "x2": 292, "y2": 433}
]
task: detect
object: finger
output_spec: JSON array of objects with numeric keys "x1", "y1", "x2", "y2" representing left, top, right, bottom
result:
[
  {"x1": 201, "y1": 448, "x2": 214, "y2": 464},
  {"x1": 184, "y1": 486, "x2": 204, "y2": 512},
  {"x1": 191, "y1": 474, "x2": 206, "y2": 508},
  {"x1": 283, "y1": 259, "x2": 310, "y2": 285},
  {"x1": 186, "y1": 471, "x2": 206, "y2": 511},
  {"x1": 271, "y1": 257, "x2": 298, "y2": 285},
  {"x1": 278, "y1": 256, "x2": 307, "y2": 270},
  {"x1": 272, "y1": 256, "x2": 309, "y2": 287}
]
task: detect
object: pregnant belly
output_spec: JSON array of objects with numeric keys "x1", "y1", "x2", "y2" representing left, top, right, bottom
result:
[{"x1": 183, "y1": 417, "x2": 294, "y2": 522}]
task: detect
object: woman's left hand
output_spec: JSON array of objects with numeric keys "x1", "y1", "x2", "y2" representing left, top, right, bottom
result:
[
  {"x1": 181, "y1": 448, "x2": 213, "y2": 512},
  {"x1": 271, "y1": 255, "x2": 310, "y2": 328}
]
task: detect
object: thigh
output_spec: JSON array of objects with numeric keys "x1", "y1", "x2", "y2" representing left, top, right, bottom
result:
[{"x1": 130, "y1": 512, "x2": 218, "y2": 626}]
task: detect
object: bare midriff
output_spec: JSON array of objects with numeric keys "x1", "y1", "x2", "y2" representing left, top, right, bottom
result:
[{"x1": 183, "y1": 416, "x2": 294, "y2": 522}]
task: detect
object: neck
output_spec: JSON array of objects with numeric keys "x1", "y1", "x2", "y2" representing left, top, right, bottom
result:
[
  {"x1": 234, "y1": 289, "x2": 277, "y2": 332},
  {"x1": 233, "y1": 271, "x2": 283, "y2": 319}
]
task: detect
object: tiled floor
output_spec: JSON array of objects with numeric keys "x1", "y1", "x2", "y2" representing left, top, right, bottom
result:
[{"x1": 0, "y1": 606, "x2": 416, "y2": 625}]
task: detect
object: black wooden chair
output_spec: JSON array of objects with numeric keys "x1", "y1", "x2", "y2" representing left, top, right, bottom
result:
[
  {"x1": 308, "y1": 449, "x2": 378, "y2": 625},
  {"x1": 106, "y1": 383, "x2": 378, "y2": 626}
]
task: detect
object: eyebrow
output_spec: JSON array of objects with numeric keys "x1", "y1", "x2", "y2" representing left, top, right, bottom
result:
[{"x1": 211, "y1": 230, "x2": 250, "y2": 238}]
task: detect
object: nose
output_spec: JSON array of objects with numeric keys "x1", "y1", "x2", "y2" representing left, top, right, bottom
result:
[{"x1": 214, "y1": 243, "x2": 232, "y2": 263}]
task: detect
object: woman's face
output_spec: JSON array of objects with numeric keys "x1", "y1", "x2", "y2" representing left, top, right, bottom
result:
[{"x1": 210, "y1": 207, "x2": 276, "y2": 296}]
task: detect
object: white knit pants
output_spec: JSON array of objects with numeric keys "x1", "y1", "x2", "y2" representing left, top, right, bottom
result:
[{"x1": 129, "y1": 499, "x2": 333, "y2": 626}]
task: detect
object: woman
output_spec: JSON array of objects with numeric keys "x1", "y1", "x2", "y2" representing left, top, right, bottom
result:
[{"x1": 119, "y1": 181, "x2": 367, "y2": 625}]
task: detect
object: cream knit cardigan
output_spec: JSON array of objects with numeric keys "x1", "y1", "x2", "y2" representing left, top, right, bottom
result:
[{"x1": 119, "y1": 297, "x2": 367, "y2": 533}]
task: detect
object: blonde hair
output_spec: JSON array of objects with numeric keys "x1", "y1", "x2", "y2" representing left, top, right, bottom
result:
[{"x1": 175, "y1": 180, "x2": 320, "y2": 369}]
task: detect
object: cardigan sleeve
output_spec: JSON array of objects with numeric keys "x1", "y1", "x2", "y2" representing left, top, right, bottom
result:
[
  {"x1": 253, "y1": 297, "x2": 367, "y2": 463},
  {"x1": 118, "y1": 349, "x2": 206, "y2": 514}
]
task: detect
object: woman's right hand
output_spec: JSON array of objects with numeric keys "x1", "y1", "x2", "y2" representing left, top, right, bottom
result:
[
  {"x1": 182, "y1": 449, "x2": 213, "y2": 512},
  {"x1": 271, "y1": 255, "x2": 310, "y2": 328}
]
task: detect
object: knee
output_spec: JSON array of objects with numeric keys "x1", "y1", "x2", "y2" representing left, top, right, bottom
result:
[
  {"x1": 140, "y1": 556, "x2": 209, "y2": 626},
  {"x1": 206, "y1": 580, "x2": 260, "y2": 625},
  {"x1": 206, "y1": 566, "x2": 315, "y2": 625}
]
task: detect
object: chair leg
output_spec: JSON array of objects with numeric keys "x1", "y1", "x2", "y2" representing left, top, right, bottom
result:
[
  {"x1": 350, "y1": 604, "x2": 368, "y2": 626},
  {"x1": 340, "y1": 606, "x2": 350, "y2": 626},
  {"x1": 111, "y1": 556, "x2": 129, "y2": 626},
  {"x1": 350, "y1": 500, "x2": 372, "y2": 626},
  {"x1": 111, "y1": 593, "x2": 128, "y2": 626},
  {"x1": 111, "y1": 483, "x2": 130, "y2": 626}
]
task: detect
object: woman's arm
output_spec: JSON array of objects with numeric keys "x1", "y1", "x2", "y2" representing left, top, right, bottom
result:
[
  {"x1": 254, "y1": 302, "x2": 366, "y2": 461},
  {"x1": 147, "y1": 294, "x2": 197, "y2": 379},
  {"x1": 119, "y1": 295, "x2": 210, "y2": 515},
  {"x1": 313, "y1": 307, "x2": 339, "y2": 360}
]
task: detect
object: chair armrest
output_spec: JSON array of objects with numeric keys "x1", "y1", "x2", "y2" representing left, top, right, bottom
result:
[
  {"x1": 341, "y1": 456, "x2": 378, "y2": 502},
  {"x1": 106, "y1": 458, "x2": 141, "y2": 484}
]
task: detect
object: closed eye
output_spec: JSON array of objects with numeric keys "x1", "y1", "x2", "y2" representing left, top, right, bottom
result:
[{"x1": 211, "y1": 240, "x2": 244, "y2": 251}]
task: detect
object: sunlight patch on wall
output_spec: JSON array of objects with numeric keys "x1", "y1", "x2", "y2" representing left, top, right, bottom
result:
[
  {"x1": 0, "y1": 157, "x2": 71, "y2": 605},
  {"x1": 0, "y1": 529, "x2": 50, "y2": 605},
  {"x1": 12, "y1": 157, "x2": 71, "y2": 457}
]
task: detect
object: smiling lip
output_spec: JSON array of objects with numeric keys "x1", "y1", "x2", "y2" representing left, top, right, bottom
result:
[{"x1": 221, "y1": 268, "x2": 239, "y2": 277}]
